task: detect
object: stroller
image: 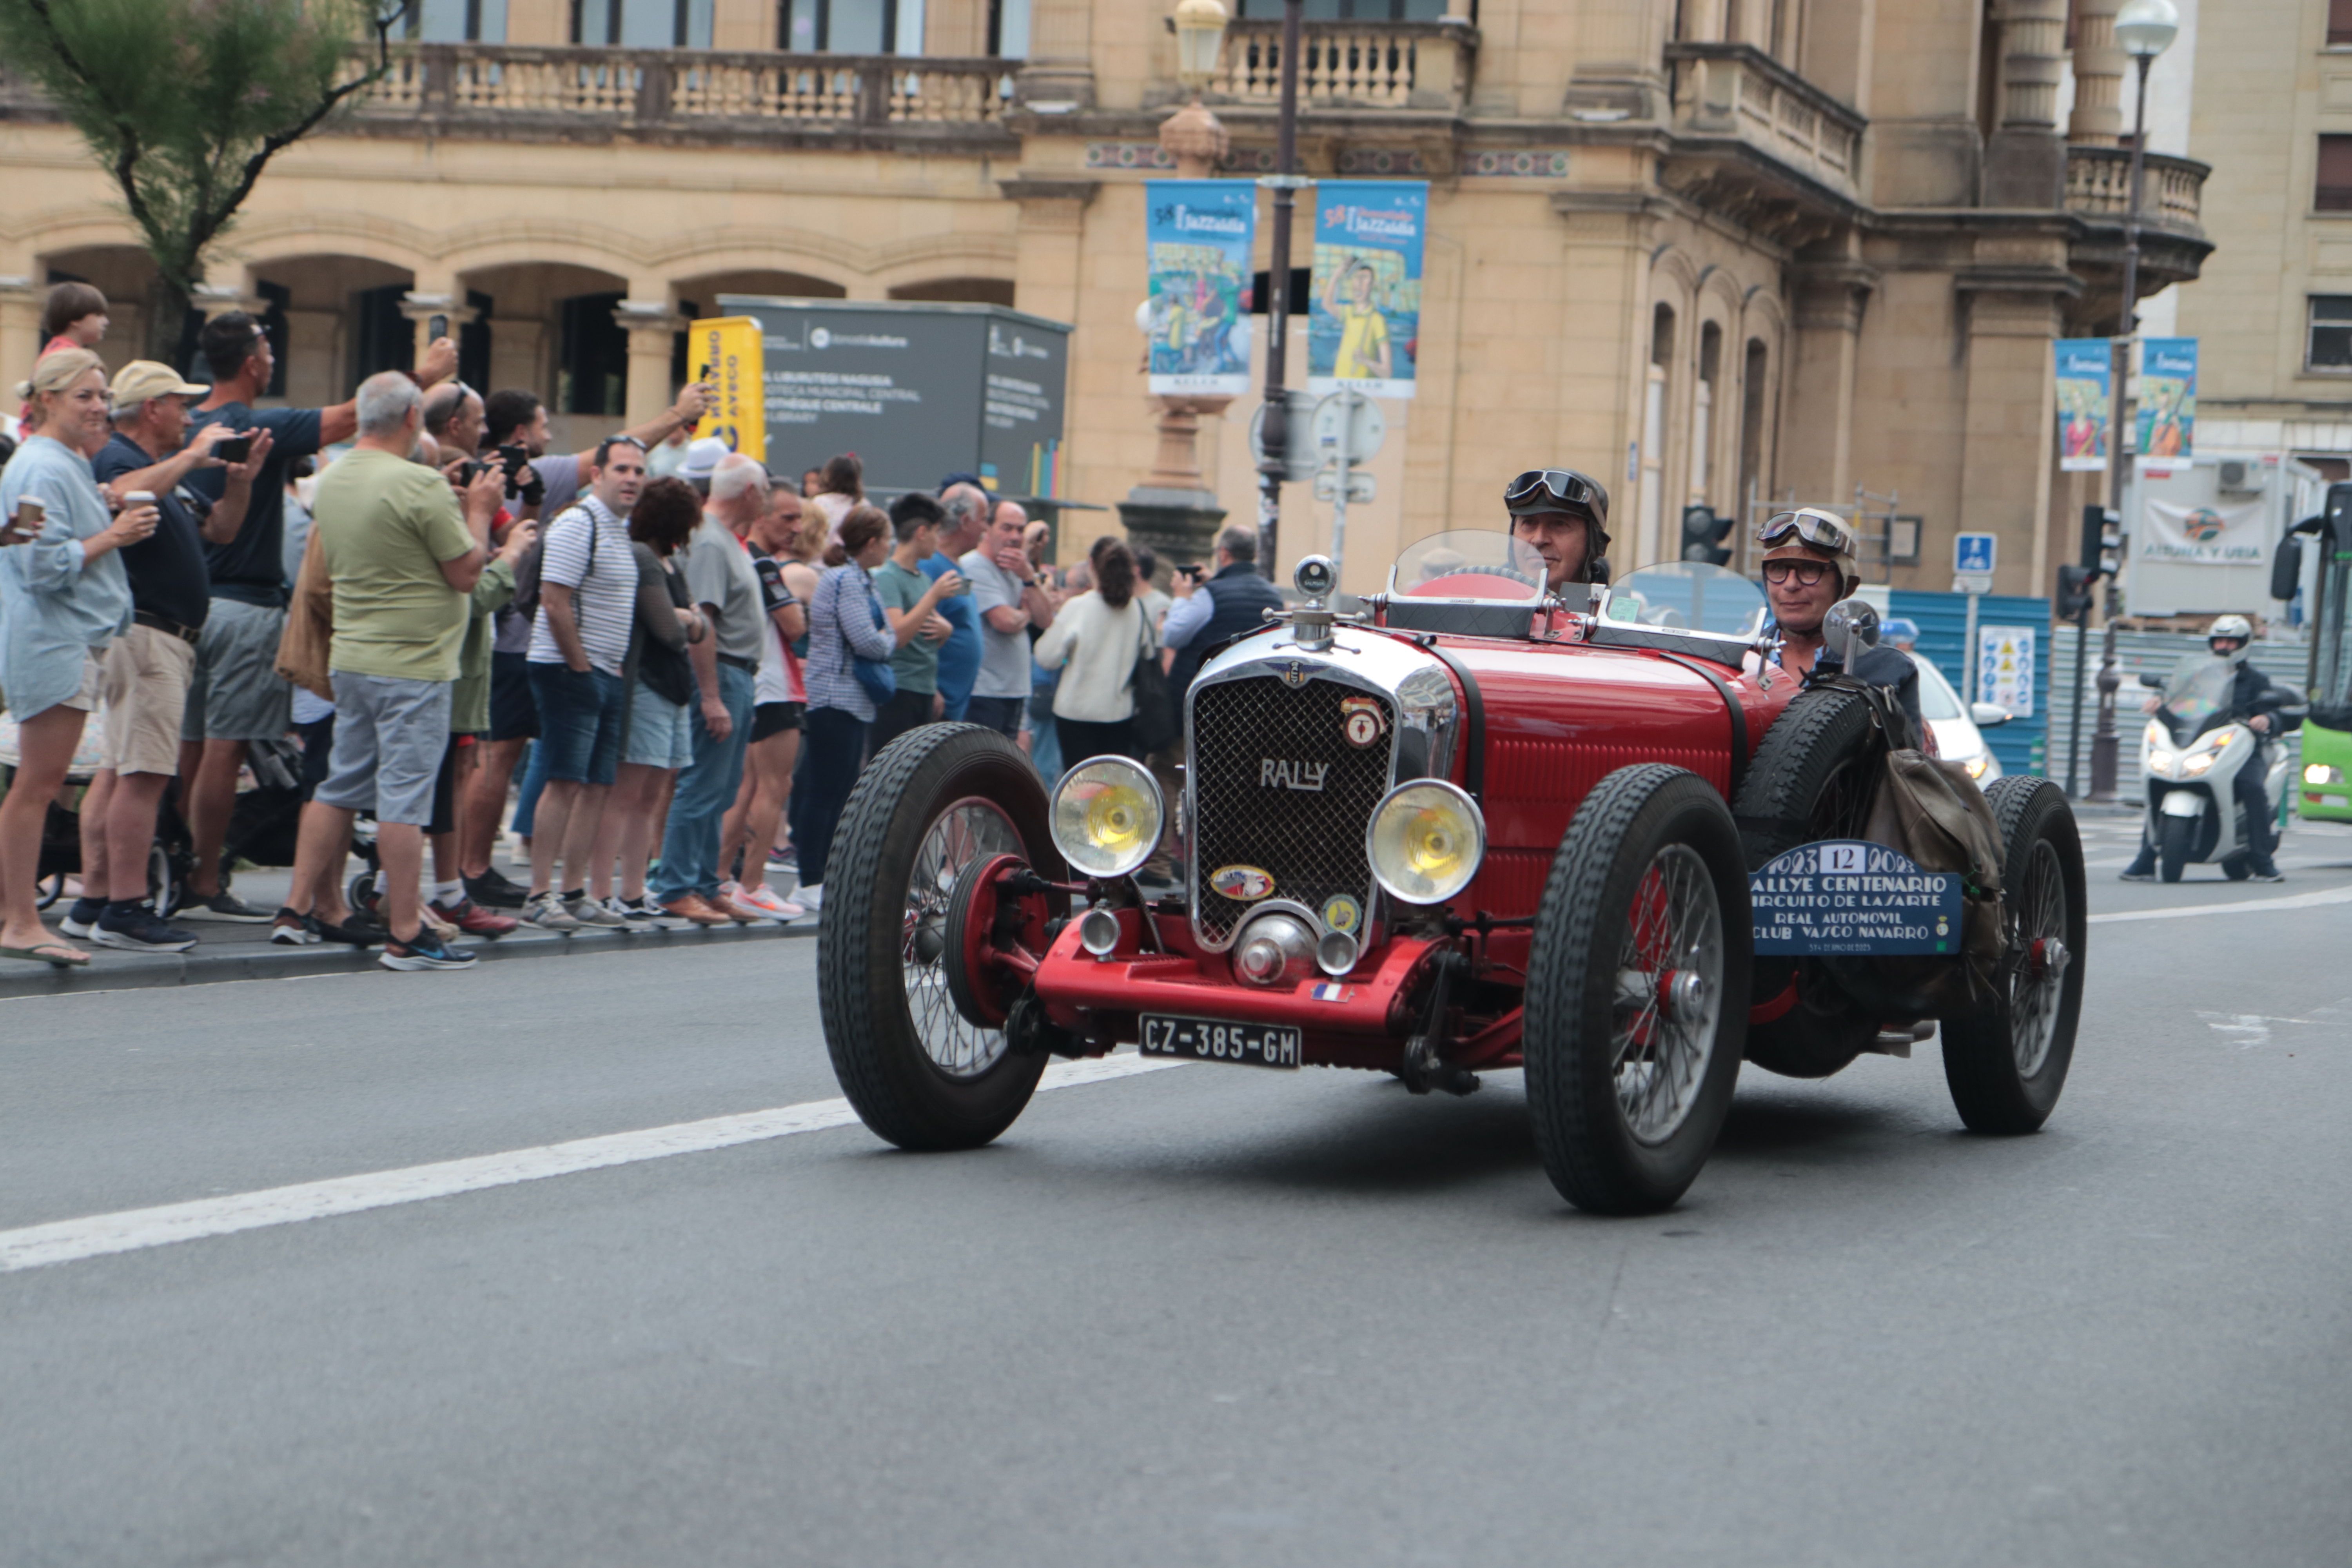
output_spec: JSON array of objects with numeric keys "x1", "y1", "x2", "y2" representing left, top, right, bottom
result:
[{"x1": 0, "y1": 711, "x2": 308, "y2": 914}]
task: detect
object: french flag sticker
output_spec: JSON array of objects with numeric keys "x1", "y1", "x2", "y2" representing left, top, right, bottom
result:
[{"x1": 1310, "y1": 983, "x2": 1354, "y2": 1002}]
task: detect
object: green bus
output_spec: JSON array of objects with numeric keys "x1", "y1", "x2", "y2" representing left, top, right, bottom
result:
[{"x1": 2285, "y1": 489, "x2": 2352, "y2": 822}]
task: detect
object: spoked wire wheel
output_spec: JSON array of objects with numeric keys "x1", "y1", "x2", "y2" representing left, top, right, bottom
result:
[
  {"x1": 820, "y1": 725, "x2": 1066, "y2": 1151},
  {"x1": 1527, "y1": 765, "x2": 1751, "y2": 1214},
  {"x1": 1612, "y1": 844, "x2": 1726, "y2": 1145},
  {"x1": 1942, "y1": 777, "x2": 2086, "y2": 1134},
  {"x1": 902, "y1": 797, "x2": 1023, "y2": 1080}
]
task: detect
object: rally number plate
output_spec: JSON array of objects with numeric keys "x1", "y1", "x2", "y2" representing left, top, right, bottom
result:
[{"x1": 1139, "y1": 1014, "x2": 1303, "y2": 1070}]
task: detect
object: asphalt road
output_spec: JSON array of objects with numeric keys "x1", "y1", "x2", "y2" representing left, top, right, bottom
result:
[{"x1": 4, "y1": 811, "x2": 2349, "y2": 1567}]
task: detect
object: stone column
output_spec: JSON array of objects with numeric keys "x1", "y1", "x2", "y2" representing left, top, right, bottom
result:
[
  {"x1": 709, "y1": 0, "x2": 768, "y2": 51},
  {"x1": 488, "y1": 318, "x2": 547, "y2": 400},
  {"x1": 1017, "y1": 0, "x2": 1094, "y2": 108},
  {"x1": 0, "y1": 276, "x2": 43, "y2": 394},
  {"x1": 1781, "y1": 261, "x2": 1879, "y2": 504},
  {"x1": 2067, "y1": 0, "x2": 2124, "y2": 147},
  {"x1": 1955, "y1": 264, "x2": 2069, "y2": 596},
  {"x1": 1983, "y1": 0, "x2": 2068, "y2": 207},
  {"x1": 401, "y1": 290, "x2": 476, "y2": 370},
  {"x1": 613, "y1": 299, "x2": 684, "y2": 426}
]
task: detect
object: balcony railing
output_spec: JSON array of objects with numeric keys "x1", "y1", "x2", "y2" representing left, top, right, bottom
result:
[
  {"x1": 1664, "y1": 42, "x2": 1864, "y2": 201},
  {"x1": 335, "y1": 42, "x2": 1017, "y2": 133},
  {"x1": 1207, "y1": 19, "x2": 1474, "y2": 114},
  {"x1": 2063, "y1": 145, "x2": 2208, "y2": 234}
]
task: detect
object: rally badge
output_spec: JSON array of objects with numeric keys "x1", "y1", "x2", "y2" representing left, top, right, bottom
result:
[{"x1": 1210, "y1": 864, "x2": 1275, "y2": 902}]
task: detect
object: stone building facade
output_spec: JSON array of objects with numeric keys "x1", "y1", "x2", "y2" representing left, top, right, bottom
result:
[{"x1": 0, "y1": 0, "x2": 2207, "y2": 595}]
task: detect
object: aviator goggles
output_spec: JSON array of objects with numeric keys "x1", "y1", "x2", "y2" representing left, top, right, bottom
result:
[
  {"x1": 1757, "y1": 508, "x2": 1857, "y2": 556},
  {"x1": 1505, "y1": 469, "x2": 1600, "y2": 519}
]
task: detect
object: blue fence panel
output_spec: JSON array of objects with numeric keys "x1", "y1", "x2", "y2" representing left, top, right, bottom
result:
[{"x1": 1889, "y1": 590, "x2": 2051, "y2": 777}]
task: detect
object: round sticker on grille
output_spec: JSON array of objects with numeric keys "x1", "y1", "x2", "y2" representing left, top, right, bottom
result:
[
  {"x1": 1210, "y1": 864, "x2": 1275, "y2": 902},
  {"x1": 1321, "y1": 894, "x2": 1362, "y2": 934},
  {"x1": 1340, "y1": 695, "x2": 1387, "y2": 749}
]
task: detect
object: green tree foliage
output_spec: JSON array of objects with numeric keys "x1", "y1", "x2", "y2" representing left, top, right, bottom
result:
[{"x1": 0, "y1": 0, "x2": 399, "y2": 359}]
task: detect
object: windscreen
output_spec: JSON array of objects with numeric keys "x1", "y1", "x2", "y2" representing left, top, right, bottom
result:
[
  {"x1": 1391, "y1": 530, "x2": 1548, "y2": 600},
  {"x1": 2160, "y1": 654, "x2": 2235, "y2": 726},
  {"x1": 1608, "y1": 563, "x2": 1768, "y2": 639}
]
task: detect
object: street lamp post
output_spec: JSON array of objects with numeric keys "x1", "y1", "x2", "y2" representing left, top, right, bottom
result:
[
  {"x1": 1254, "y1": 0, "x2": 1307, "y2": 579},
  {"x1": 2091, "y1": 0, "x2": 2178, "y2": 801}
]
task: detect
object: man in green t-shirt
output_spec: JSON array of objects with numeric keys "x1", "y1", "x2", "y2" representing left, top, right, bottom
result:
[
  {"x1": 869, "y1": 491, "x2": 963, "y2": 753},
  {"x1": 287, "y1": 372, "x2": 502, "y2": 972}
]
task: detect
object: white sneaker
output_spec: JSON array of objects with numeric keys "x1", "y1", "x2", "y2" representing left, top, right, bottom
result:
[
  {"x1": 521, "y1": 891, "x2": 580, "y2": 932},
  {"x1": 796, "y1": 883, "x2": 822, "y2": 912},
  {"x1": 567, "y1": 895, "x2": 627, "y2": 928},
  {"x1": 731, "y1": 882, "x2": 806, "y2": 921}
]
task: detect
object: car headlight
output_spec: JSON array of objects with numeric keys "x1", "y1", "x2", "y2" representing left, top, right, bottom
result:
[
  {"x1": 2306, "y1": 762, "x2": 2346, "y2": 787},
  {"x1": 1366, "y1": 780, "x2": 1486, "y2": 905},
  {"x1": 1964, "y1": 755, "x2": 1990, "y2": 779},
  {"x1": 1051, "y1": 756, "x2": 1163, "y2": 879}
]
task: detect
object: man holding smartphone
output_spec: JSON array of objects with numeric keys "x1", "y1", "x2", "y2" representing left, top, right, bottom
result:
[{"x1": 176, "y1": 311, "x2": 460, "y2": 920}]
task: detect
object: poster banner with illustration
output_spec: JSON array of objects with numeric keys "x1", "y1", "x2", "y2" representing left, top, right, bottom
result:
[
  {"x1": 2053, "y1": 338, "x2": 2110, "y2": 472},
  {"x1": 1308, "y1": 180, "x2": 1426, "y2": 400},
  {"x1": 1145, "y1": 181, "x2": 1256, "y2": 396},
  {"x1": 688, "y1": 316, "x2": 766, "y2": 463},
  {"x1": 2136, "y1": 337, "x2": 2197, "y2": 463},
  {"x1": 2141, "y1": 498, "x2": 2269, "y2": 566}
]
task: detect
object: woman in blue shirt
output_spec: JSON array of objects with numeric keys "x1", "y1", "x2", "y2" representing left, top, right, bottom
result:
[{"x1": 0, "y1": 350, "x2": 158, "y2": 964}]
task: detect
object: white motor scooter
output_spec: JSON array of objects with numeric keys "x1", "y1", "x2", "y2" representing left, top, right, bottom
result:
[{"x1": 2135, "y1": 655, "x2": 2301, "y2": 882}]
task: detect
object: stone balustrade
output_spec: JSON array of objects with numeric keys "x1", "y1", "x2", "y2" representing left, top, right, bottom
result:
[
  {"x1": 1207, "y1": 20, "x2": 1475, "y2": 114},
  {"x1": 2062, "y1": 145, "x2": 2209, "y2": 234},
  {"x1": 1664, "y1": 43, "x2": 1865, "y2": 203}
]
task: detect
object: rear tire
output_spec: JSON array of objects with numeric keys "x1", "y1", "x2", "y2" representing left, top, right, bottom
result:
[
  {"x1": 818, "y1": 724, "x2": 1065, "y2": 1152},
  {"x1": 1525, "y1": 765, "x2": 1751, "y2": 1215},
  {"x1": 1941, "y1": 777, "x2": 2086, "y2": 1135},
  {"x1": 1731, "y1": 685, "x2": 1884, "y2": 1078},
  {"x1": 2158, "y1": 812, "x2": 2193, "y2": 883}
]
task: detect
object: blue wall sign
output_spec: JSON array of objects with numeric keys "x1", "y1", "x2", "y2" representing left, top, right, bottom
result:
[
  {"x1": 1954, "y1": 533, "x2": 1998, "y2": 575},
  {"x1": 1750, "y1": 840, "x2": 1964, "y2": 955}
]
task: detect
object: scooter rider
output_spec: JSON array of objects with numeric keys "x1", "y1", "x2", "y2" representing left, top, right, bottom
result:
[
  {"x1": 2120, "y1": 614, "x2": 2286, "y2": 883},
  {"x1": 1756, "y1": 506, "x2": 1925, "y2": 737},
  {"x1": 1504, "y1": 468, "x2": 1610, "y2": 589}
]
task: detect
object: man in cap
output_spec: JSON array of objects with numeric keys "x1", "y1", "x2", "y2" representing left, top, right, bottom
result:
[
  {"x1": 1756, "y1": 505, "x2": 1921, "y2": 730},
  {"x1": 1503, "y1": 468, "x2": 1611, "y2": 590},
  {"x1": 67, "y1": 363, "x2": 272, "y2": 951}
]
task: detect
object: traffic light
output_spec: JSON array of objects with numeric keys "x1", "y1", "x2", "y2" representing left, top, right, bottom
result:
[
  {"x1": 1680, "y1": 505, "x2": 1733, "y2": 565},
  {"x1": 2057, "y1": 564, "x2": 2098, "y2": 619}
]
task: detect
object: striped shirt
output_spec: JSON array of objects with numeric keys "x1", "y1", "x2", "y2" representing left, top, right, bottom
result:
[
  {"x1": 804, "y1": 561, "x2": 894, "y2": 720},
  {"x1": 526, "y1": 496, "x2": 633, "y2": 675}
]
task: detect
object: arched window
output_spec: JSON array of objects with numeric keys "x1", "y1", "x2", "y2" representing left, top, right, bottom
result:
[
  {"x1": 1640, "y1": 303, "x2": 1675, "y2": 566},
  {"x1": 1739, "y1": 336, "x2": 1774, "y2": 552},
  {"x1": 1693, "y1": 320, "x2": 1723, "y2": 507}
]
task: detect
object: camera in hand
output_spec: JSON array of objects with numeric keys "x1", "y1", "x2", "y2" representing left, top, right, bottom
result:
[{"x1": 214, "y1": 435, "x2": 252, "y2": 465}]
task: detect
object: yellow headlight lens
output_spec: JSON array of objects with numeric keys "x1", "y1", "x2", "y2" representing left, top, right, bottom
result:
[
  {"x1": 1366, "y1": 780, "x2": 1486, "y2": 905},
  {"x1": 1051, "y1": 756, "x2": 1164, "y2": 878},
  {"x1": 1964, "y1": 755, "x2": 1990, "y2": 779}
]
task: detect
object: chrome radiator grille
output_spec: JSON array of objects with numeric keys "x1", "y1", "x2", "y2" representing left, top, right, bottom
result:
[{"x1": 1190, "y1": 675, "x2": 1397, "y2": 946}]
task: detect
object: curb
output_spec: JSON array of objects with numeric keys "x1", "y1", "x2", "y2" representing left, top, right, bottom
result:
[{"x1": 0, "y1": 916, "x2": 815, "y2": 1000}]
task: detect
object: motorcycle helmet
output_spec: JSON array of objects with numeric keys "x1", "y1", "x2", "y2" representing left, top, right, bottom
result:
[
  {"x1": 1757, "y1": 506, "x2": 1862, "y2": 598},
  {"x1": 2208, "y1": 613, "x2": 2254, "y2": 662}
]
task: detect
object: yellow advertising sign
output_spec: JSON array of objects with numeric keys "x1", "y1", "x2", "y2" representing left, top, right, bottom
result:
[{"x1": 688, "y1": 316, "x2": 766, "y2": 464}]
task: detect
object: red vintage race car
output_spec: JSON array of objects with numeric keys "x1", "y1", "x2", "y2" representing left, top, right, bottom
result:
[{"x1": 815, "y1": 530, "x2": 2086, "y2": 1214}]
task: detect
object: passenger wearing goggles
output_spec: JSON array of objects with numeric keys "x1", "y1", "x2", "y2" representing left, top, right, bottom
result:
[
  {"x1": 1757, "y1": 506, "x2": 1923, "y2": 731},
  {"x1": 1503, "y1": 468, "x2": 1610, "y2": 590}
]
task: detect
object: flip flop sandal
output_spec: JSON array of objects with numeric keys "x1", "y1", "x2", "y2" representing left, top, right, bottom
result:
[{"x1": 0, "y1": 943, "x2": 92, "y2": 967}]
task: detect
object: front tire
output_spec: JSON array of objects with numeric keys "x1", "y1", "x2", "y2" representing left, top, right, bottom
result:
[
  {"x1": 818, "y1": 724, "x2": 1065, "y2": 1151},
  {"x1": 1941, "y1": 777, "x2": 2086, "y2": 1135},
  {"x1": 1525, "y1": 765, "x2": 1751, "y2": 1215},
  {"x1": 2158, "y1": 811, "x2": 2193, "y2": 882}
]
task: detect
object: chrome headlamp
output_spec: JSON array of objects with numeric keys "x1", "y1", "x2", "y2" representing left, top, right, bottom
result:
[
  {"x1": 1051, "y1": 755, "x2": 1165, "y2": 879},
  {"x1": 1365, "y1": 779, "x2": 1487, "y2": 905}
]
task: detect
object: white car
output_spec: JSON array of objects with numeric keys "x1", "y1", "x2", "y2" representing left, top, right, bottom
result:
[{"x1": 1916, "y1": 657, "x2": 2007, "y2": 782}]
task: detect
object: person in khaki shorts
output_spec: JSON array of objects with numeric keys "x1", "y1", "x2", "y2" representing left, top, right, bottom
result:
[{"x1": 59, "y1": 362, "x2": 269, "y2": 952}]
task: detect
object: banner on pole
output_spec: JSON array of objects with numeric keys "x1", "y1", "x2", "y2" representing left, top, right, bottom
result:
[
  {"x1": 688, "y1": 317, "x2": 767, "y2": 463},
  {"x1": 1145, "y1": 181, "x2": 1256, "y2": 396},
  {"x1": 1308, "y1": 181, "x2": 1425, "y2": 400},
  {"x1": 2140, "y1": 498, "x2": 2268, "y2": 566},
  {"x1": 2136, "y1": 337, "x2": 2197, "y2": 463},
  {"x1": 2053, "y1": 338, "x2": 2111, "y2": 472}
]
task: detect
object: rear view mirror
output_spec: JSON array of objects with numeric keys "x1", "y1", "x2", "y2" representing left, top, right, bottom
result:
[
  {"x1": 2271, "y1": 532, "x2": 2305, "y2": 603},
  {"x1": 1969, "y1": 702, "x2": 2011, "y2": 727},
  {"x1": 2138, "y1": 672, "x2": 2165, "y2": 689}
]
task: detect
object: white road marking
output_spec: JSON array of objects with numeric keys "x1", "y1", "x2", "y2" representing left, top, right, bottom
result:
[
  {"x1": 0, "y1": 1053, "x2": 1187, "y2": 1275},
  {"x1": 2194, "y1": 1011, "x2": 2314, "y2": 1050},
  {"x1": 2087, "y1": 884, "x2": 2352, "y2": 925}
]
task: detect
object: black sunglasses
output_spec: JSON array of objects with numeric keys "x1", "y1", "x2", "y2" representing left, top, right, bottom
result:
[{"x1": 1761, "y1": 558, "x2": 1835, "y2": 586}]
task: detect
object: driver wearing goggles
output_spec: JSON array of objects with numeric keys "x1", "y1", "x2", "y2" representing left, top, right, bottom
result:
[
  {"x1": 1503, "y1": 468, "x2": 1610, "y2": 590},
  {"x1": 1757, "y1": 505, "x2": 1925, "y2": 733}
]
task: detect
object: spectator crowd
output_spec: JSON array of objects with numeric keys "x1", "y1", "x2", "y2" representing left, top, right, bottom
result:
[{"x1": 0, "y1": 280, "x2": 1217, "y2": 971}]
